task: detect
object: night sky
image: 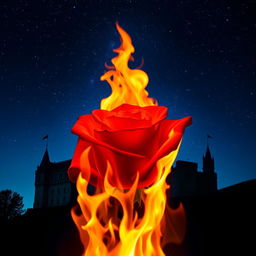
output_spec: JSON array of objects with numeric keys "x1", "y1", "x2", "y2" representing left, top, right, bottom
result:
[{"x1": 1, "y1": 0, "x2": 256, "y2": 209}]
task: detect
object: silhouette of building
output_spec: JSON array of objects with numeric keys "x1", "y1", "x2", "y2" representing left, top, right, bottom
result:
[
  {"x1": 33, "y1": 149, "x2": 76, "y2": 208},
  {"x1": 33, "y1": 145, "x2": 217, "y2": 208},
  {"x1": 167, "y1": 145, "x2": 217, "y2": 197}
]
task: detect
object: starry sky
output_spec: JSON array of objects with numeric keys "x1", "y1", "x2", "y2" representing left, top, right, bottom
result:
[{"x1": 1, "y1": 0, "x2": 256, "y2": 209}]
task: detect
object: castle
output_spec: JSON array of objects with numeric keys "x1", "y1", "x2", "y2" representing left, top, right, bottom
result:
[
  {"x1": 33, "y1": 146, "x2": 217, "y2": 208},
  {"x1": 33, "y1": 150, "x2": 75, "y2": 208},
  {"x1": 167, "y1": 145, "x2": 217, "y2": 197}
]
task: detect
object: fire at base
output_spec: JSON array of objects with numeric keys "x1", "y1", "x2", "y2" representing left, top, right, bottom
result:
[{"x1": 69, "y1": 23, "x2": 192, "y2": 256}]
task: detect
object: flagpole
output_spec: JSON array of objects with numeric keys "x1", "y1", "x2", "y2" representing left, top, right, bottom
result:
[
  {"x1": 207, "y1": 134, "x2": 213, "y2": 147},
  {"x1": 42, "y1": 135, "x2": 49, "y2": 150},
  {"x1": 46, "y1": 137, "x2": 48, "y2": 150}
]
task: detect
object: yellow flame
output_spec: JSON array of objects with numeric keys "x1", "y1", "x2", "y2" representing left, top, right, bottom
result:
[
  {"x1": 72, "y1": 140, "x2": 182, "y2": 256},
  {"x1": 100, "y1": 23, "x2": 156, "y2": 111}
]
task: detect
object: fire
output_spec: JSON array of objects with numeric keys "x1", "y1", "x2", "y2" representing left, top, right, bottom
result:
[
  {"x1": 71, "y1": 23, "x2": 187, "y2": 256},
  {"x1": 100, "y1": 23, "x2": 156, "y2": 111}
]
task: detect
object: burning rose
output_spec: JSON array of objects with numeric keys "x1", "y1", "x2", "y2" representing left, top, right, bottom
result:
[
  {"x1": 69, "y1": 23, "x2": 191, "y2": 256},
  {"x1": 69, "y1": 103, "x2": 191, "y2": 189}
]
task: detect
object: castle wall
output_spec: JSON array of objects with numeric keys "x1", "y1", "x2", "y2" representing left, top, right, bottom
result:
[
  {"x1": 168, "y1": 159, "x2": 217, "y2": 198},
  {"x1": 33, "y1": 185, "x2": 44, "y2": 208},
  {"x1": 33, "y1": 157, "x2": 77, "y2": 209},
  {"x1": 46, "y1": 183, "x2": 74, "y2": 207}
]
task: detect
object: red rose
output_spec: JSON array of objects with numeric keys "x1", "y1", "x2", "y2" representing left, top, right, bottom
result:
[{"x1": 68, "y1": 104, "x2": 192, "y2": 189}]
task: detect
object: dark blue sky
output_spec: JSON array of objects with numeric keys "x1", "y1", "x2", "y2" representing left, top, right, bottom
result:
[{"x1": 0, "y1": 0, "x2": 255, "y2": 209}]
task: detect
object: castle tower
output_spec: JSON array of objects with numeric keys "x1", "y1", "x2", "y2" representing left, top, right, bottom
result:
[
  {"x1": 33, "y1": 149, "x2": 51, "y2": 208},
  {"x1": 33, "y1": 149, "x2": 76, "y2": 209},
  {"x1": 40, "y1": 149, "x2": 50, "y2": 166},
  {"x1": 203, "y1": 145, "x2": 215, "y2": 173},
  {"x1": 202, "y1": 145, "x2": 217, "y2": 192}
]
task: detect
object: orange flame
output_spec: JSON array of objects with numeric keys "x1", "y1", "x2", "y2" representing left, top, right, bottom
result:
[
  {"x1": 71, "y1": 23, "x2": 187, "y2": 256},
  {"x1": 100, "y1": 23, "x2": 156, "y2": 111},
  {"x1": 72, "y1": 143, "x2": 183, "y2": 256}
]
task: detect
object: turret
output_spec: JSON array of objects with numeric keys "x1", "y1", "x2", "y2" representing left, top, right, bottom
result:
[
  {"x1": 39, "y1": 149, "x2": 50, "y2": 168},
  {"x1": 202, "y1": 145, "x2": 217, "y2": 191},
  {"x1": 203, "y1": 145, "x2": 215, "y2": 173}
]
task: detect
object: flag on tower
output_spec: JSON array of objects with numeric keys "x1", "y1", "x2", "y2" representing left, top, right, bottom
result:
[{"x1": 42, "y1": 135, "x2": 48, "y2": 140}]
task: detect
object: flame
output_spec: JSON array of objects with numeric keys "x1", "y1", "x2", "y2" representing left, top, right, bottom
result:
[
  {"x1": 72, "y1": 142, "x2": 182, "y2": 256},
  {"x1": 100, "y1": 23, "x2": 156, "y2": 111},
  {"x1": 71, "y1": 23, "x2": 186, "y2": 256}
]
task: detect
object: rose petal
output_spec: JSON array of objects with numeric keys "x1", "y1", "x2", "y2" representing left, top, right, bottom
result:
[
  {"x1": 92, "y1": 104, "x2": 168, "y2": 131},
  {"x1": 72, "y1": 115, "x2": 145, "y2": 159},
  {"x1": 93, "y1": 111, "x2": 152, "y2": 131},
  {"x1": 112, "y1": 104, "x2": 168, "y2": 126},
  {"x1": 88, "y1": 116, "x2": 191, "y2": 189},
  {"x1": 88, "y1": 144, "x2": 148, "y2": 188},
  {"x1": 140, "y1": 116, "x2": 192, "y2": 178},
  {"x1": 94, "y1": 124, "x2": 159, "y2": 156},
  {"x1": 73, "y1": 114, "x2": 104, "y2": 135}
]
